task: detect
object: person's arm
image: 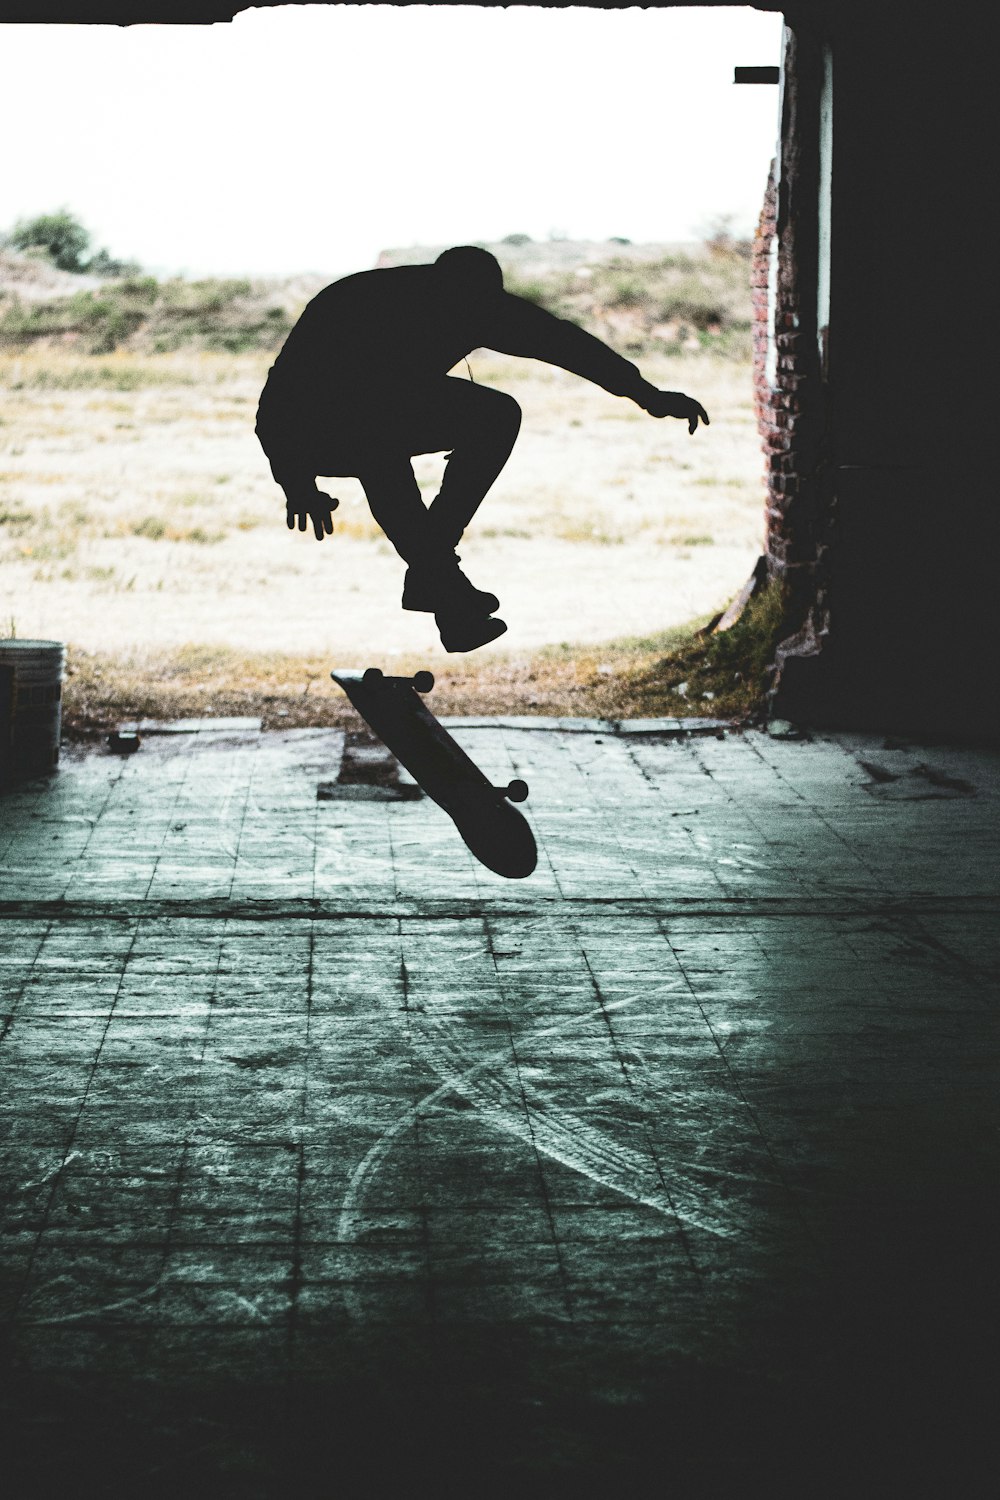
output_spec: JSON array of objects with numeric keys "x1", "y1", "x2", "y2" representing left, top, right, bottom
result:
[
  {"x1": 486, "y1": 294, "x2": 709, "y2": 432},
  {"x1": 256, "y1": 385, "x2": 339, "y2": 540},
  {"x1": 263, "y1": 452, "x2": 339, "y2": 541}
]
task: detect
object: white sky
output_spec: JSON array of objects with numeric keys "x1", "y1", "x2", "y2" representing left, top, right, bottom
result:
[{"x1": 0, "y1": 5, "x2": 783, "y2": 279}]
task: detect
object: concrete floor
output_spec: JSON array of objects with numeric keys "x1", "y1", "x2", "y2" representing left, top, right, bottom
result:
[{"x1": 1, "y1": 717, "x2": 999, "y2": 1496}]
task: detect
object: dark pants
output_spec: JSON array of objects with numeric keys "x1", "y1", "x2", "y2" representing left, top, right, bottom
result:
[{"x1": 257, "y1": 376, "x2": 522, "y2": 566}]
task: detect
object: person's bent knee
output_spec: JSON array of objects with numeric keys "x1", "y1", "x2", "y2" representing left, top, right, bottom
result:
[
  {"x1": 476, "y1": 386, "x2": 521, "y2": 442},
  {"x1": 493, "y1": 388, "x2": 522, "y2": 429}
]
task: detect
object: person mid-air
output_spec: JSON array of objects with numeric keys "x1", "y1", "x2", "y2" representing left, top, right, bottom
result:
[{"x1": 256, "y1": 245, "x2": 709, "y2": 653}]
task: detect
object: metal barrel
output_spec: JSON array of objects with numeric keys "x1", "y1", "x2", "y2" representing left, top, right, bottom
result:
[{"x1": 0, "y1": 640, "x2": 65, "y2": 787}]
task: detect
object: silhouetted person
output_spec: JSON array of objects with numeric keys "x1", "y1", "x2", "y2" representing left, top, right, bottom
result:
[{"x1": 256, "y1": 246, "x2": 709, "y2": 652}]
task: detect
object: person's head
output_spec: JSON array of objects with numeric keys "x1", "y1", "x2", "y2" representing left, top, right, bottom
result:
[{"x1": 434, "y1": 246, "x2": 504, "y2": 303}]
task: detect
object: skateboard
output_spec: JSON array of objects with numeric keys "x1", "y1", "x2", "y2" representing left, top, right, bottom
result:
[{"x1": 330, "y1": 668, "x2": 537, "y2": 879}]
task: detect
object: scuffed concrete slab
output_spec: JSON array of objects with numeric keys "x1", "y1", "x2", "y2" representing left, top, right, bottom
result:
[{"x1": 1, "y1": 724, "x2": 999, "y2": 1492}]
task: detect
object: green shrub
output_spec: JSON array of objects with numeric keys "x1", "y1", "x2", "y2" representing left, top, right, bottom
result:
[
  {"x1": 117, "y1": 276, "x2": 160, "y2": 302},
  {"x1": 503, "y1": 277, "x2": 550, "y2": 307},
  {"x1": 8, "y1": 209, "x2": 91, "y2": 272},
  {"x1": 606, "y1": 276, "x2": 647, "y2": 309},
  {"x1": 4, "y1": 210, "x2": 142, "y2": 279},
  {"x1": 132, "y1": 516, "x2": 167, "y2": 540},
  {"x1": 87, "y1": 247, "x2": 143, "y2": 278},
  {"x1": 0, "y1": 508, "x2": 33, "y2": 529}
]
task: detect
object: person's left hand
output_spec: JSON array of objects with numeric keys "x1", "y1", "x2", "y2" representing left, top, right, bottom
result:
[
  {"x1": 642, "y1": 390, "x2": 710, "y2": 433},
  {"x1": 286, "y1": 489, "x2": 339, "y2": 540}
]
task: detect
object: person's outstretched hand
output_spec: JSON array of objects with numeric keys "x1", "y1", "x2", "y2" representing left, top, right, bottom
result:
[
  {"x1": 286, "y1": 488, "x2": 339, "y2": 540},
  {"x1": 642, "y1": 390, "x2": 710, "y2": 433}
]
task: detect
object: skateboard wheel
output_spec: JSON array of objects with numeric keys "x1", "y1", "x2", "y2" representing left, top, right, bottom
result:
[
  {"x1": 412, "y1": 670, "x2": 435, "y2": 693},
  {"x1": 362, "y1": 667, "x2": 385, "y2": 685},
  {"x1": 505, "y1": 779, "x2": 529, "y2": 803}
]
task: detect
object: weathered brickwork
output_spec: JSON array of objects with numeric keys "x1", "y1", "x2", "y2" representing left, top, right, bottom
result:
[
  {"x1": 752, "y1": 159, "x2": 817, "y2": 578},
  {"x1": 751, "y1": 160, "x2": 777, "y2": 467}
]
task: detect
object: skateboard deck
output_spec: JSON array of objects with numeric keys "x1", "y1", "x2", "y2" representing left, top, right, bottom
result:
[{"x1": 331, "y1": 668, "x2": 537, "y2": 879}]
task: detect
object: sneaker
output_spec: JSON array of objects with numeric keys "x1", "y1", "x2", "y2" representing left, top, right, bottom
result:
[
  {"x1": 402, "y1": 553, "x2": 499, "y2": 615},
  {"x1": 435, "y1": 609, "x2": 508, "y2": 653}
]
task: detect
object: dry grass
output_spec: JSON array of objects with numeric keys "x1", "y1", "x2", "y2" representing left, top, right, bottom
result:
[
  {"x1": 0, "y1": 346, "x2": 773, "y2": 735},
  {"x1": 60, "y1": 584, "x2": 784, "y2": 736}
]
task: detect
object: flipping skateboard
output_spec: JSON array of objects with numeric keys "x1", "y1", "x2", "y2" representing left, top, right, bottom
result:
[{"x1": 330, "y1": 668, "x2": 537, "y2": 879}]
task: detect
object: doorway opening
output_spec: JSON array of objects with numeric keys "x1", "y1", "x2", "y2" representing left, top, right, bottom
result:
[{"x1": 0, "y1": 5, "x2": 785, "y2": 733}]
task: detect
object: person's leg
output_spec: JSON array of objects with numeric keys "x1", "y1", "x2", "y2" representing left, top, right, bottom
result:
[
  {"x1": 356, "y1": 456, "x2": 435, "y2": 567},
  {"x1": 356, "y1": 380, "x2": 521, "y2": 649},
  {"x1": 424, "y1": 381, "x2": 522, "y2": 551},
  {"x1": 354, "y1": 452, "x2": 499, "y2": 622},
  {"x1": 356, "y1": 380, "x2": 519, "y2": 608},
  {"x1": 358, "y1": 379, "x2": 520, "y2": 558}
]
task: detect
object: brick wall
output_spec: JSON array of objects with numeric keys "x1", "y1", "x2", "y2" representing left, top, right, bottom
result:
[
  {"x1": 752, "y1": 158, "x2": 817, "y2": 583},
  {"x1": 751, "y1": 160, "x2": 777, "y2": 465}
]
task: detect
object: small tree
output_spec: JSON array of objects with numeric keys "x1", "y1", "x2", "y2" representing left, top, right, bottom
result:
[
  {"x1": 87, "y1": 246, "x2": 142, "y2": 278},
  {"x1": 8, "y1": 209, "x2": 92, "y2": 272}
]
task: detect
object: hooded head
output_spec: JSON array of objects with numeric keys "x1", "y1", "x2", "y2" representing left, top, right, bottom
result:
[{"x1": 434, "y1": 246, "x2": 504, "y2": 304}]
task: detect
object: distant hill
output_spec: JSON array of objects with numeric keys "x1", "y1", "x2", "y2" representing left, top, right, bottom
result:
[
  {"x1": 0, "y1": 250, "x2": 318, "y2": 355},
  {"x1": 399, "y1": 235, "x2": 755, "y2": 358},
  {"x1": 0, "y1": 236, "x2": 752, "y2": 359},
  {"x1": 0, "y1": 247, "x2": 105, "y2": 302},
  {"x1": 375, "y1": 236, "x2": 701, "y2": 273}
]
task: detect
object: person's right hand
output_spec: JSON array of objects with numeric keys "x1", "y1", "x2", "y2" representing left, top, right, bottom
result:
[
  {"x1": 642, "y1": 390, "x2": 710, "y2": 432},
  {"x1": 286, "y1": 489, "x2": 339, "y2": 540}
]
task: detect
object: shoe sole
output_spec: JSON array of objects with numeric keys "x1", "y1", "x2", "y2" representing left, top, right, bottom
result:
[{"x1": 436, "y1": 616, "x2": 508, "y2": 653}]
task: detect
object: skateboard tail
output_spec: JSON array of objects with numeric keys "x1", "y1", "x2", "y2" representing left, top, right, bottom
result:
[{"x1": 452, "y1": 799, "x2": 538, "y2": 879}]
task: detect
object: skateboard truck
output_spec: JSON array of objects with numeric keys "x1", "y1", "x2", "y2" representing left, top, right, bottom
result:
[{"x1": 332, "y1": 666, "x2": 538, "y2": 878}]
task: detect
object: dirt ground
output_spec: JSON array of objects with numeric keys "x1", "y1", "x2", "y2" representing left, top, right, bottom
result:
[{"x1": 0, "y1": 348, "x2": 764, "y2": 662}]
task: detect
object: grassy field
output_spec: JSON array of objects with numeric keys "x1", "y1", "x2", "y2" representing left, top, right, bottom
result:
[
  {"x1": 0, "y1": 243, "x2": 780, "y2": 734},
  {"x1": 0, "y1": 346, "x2": 774, "y2": 732}
]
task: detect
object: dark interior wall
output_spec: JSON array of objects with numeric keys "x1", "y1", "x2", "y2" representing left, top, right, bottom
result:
[
  {"x1": 826, "y1": 6, "x2": 991, "y2": 465},
  {"x1": 773, "y1": 3, "x2": 997, "y2": 738}
]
